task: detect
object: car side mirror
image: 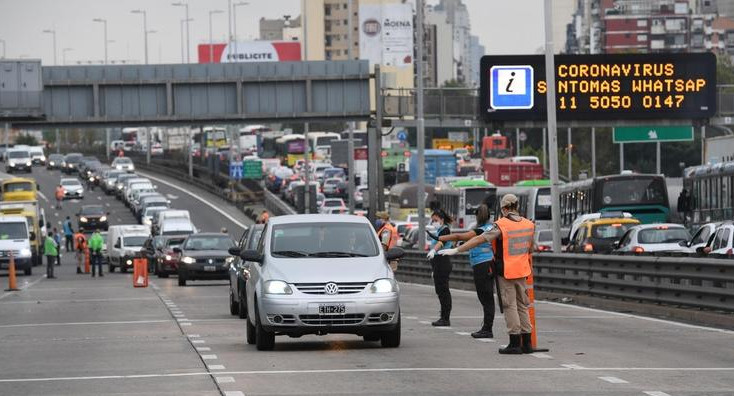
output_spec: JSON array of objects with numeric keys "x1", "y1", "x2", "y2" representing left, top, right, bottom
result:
[
  {"x1": 612, "y1": 241, "x2": 620, "y2": 249},
  {"x1": 385, "y1": 247, "x2": 405, "y2": 261},
  {"x1": 240, "y1": 249, "x2": 263, "y2": 263},
  {"x1": 172, "y1": 247, "x2": 182, "y2": 254},
  {"x1": 29, "y1": 232, "x2": 36, "y2": 241},
  {"x1": 228, "y1": 247, "x2": 241, "y2": 256}
]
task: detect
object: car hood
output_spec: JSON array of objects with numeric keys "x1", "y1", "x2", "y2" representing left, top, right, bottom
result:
[
  {"x1": 182, "y1": 250, "x2": 230, "y2": 258},
  {"x1": 0, "y1": 239, "x2": 30, "y2": 249},
  {"x1": 263, "y1": 256, "x2": 389, "y2": 284},
  {"x1": 65, "y1": 185, "x2": 83, "y2": 191}
]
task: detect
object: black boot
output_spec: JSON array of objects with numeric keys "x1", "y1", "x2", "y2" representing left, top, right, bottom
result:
[
  {"x1": 498, "y1": 334, "x2": 523, "y2": 354},
  {"x1": 471, "y1": 325, "x2": 493, "y2": 338},
  {"x1": 521, "y1": 333, "x2": 535, "y2": 354},
  {"x1": 76, "y1": 267, "x2": 83, "y2": 274}
]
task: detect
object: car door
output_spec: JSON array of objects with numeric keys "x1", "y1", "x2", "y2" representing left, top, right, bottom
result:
[
  {"x1": 246, "y1": 224, "x2": 267, "y2": 321},
  {"x1": 616, "y1": 229, "x2": 633, "y2": 252},
  {"x1": 689, "y1": 225, "x2": 711, "y2": 250},
  {"x1": 230, "y1": 229, "x2": 249, "y2": 301},
  {"x1": 711, "y1": 228, "x2": 729, "y2": 254}
]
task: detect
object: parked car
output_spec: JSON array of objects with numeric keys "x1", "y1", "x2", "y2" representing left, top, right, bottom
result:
[
  {"x1": 614, "y1": 224, "x2": 692, "y2": 254},
  {"x1": 566, "y1": 217, "x2": 640, "y2": 254},
  {"x1": 60, "y1": 178, "x2": 84, "y2": 200},
  {"x1": 175, "y1": 233, "x2": 236, "y2": 286},
  {"x1": 239, "y1": 214, "x2": 403, "y2": 350},
  {"x1": 77, "y1": 205, "x2": 109, "y2": 232},
  {"x1": 111, "y1": 156, "x2": 135, "y2": 173},
  {"x1": 228, "y1": 224, "x2": 265, "y2": 318}
]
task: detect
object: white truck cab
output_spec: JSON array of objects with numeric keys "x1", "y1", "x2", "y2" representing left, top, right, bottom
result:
[
  {"x1": 106, "y1": 225, "x2": 151, "y2": 273},
  {"x1": 0, "y1": 216, "x2": 34, "y2": 275}
]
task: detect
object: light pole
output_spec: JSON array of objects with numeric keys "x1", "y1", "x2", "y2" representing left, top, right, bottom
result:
[
  {"x1": 544, "y1": 0, "x2": 563, "y2": 253},
  {"x1": 233, "y1": 2, "x2": 249, "y2": 62},
  {"x1": 172, "y1": 2, "x2": 190, "y2": 63},
  {"x1": 416, "y1": 0, "x2": 427, "y2": 248},
  {"x1": 346, "y1": 0, "x2": 355, "y2": 213},
  {"x1": 209, "y1": 10, "x2": 224, "y2": 63},
  {"x1": 0, "y1": 39, "x2": 5, "y2": 58},
  {"x1": 92, "y1": 18, "x2": 108, "y2": 64},
  {"x1": 62, "y1": 47, "x2": 73, "y2": 65},
  {"x1": 42, "y1": 29, "x2": 57, "y2": 65},
  {"x1": 131, "y1": 9, "x2": 149, "y2": 64}
]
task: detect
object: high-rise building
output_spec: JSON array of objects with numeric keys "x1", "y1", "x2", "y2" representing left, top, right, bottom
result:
[
  {"x1": 425, "y1": 4, "x2": 455, "y2": 87},
  {"x1": 430, "y1": 0, "x2": 474, "y2": 86},
  {"x1": 259, "y1": 16, "x2": 301, "y2": 41},
  {"x1": 301, "y1": 0, "x2": 360, "y2": 61}
]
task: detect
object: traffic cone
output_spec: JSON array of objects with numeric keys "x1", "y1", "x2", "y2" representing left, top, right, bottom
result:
[
  {"x1": 6, "y1": 251, "x2": 19, "y2": 291},
  {"x1": 526, "y1": 256, "x2": 549, "y2": 353},
  {"x1": 84, "y1": 248, "x2": 91, "y2": 274}
]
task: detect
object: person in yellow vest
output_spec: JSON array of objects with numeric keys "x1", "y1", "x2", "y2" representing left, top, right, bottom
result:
[
  {"x1": 43, "y1": 232, "x2": 58, "y2": 279},
  {"x1": 439, "y1": 194, "x2": 535, "y2": 354}
]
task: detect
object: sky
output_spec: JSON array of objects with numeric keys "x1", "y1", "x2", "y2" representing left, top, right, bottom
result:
[{"x1": 0, "y1": 0, "x2": 560, "y2": 65}]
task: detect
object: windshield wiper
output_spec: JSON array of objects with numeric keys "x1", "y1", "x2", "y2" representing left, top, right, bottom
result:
[
  {"x1": 272, "y1": 250, "x2": 309, "y2": 257},
  {"x1": 309, "y1": 251, "x2": 368, "y2": 258}
]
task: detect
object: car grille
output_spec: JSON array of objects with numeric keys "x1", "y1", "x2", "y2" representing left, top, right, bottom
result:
[
  {"x1": 293, "y1": 282, "x2": 369, "y2": 295},
  {"x1": 195, "y1": 257, "x2": 226, "y2": 264},
  {"x1": 299, "y1": 314, "x2": 365, "y2": 326},
  {"x1": 0, "y1": 250, "x2": 21, "y2": 257}
]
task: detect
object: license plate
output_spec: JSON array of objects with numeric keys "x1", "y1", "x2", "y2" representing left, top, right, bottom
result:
[
  {"x1": 318, "y1": 304, "x2": 345, "y2": 314},
  {"x1": 204, "y1": 265, "x2": 216, "y2": 272}
]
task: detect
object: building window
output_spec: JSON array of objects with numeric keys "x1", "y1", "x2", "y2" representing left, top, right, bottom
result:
[
  {"x1": 637, "y1": 19, "x2": 648, "y2": 27},
  {"x1": 325, "y1": 5, "x2": 331, "y2": 15},
  {"x1": 344, "y1": 19, "x2": 348, "y2": 25},
  {"x1": 638, "y1": 34, "x2": 647, "y2": 42}
]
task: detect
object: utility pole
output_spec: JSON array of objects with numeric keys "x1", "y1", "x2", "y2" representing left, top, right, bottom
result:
[
  {"x1": 172, "y1": 2, "x2": 190, "y2": 63},
  {"x1": 567, "y1": 127, "x2": 572, "y2": 180},
  {"x1": 656, "y1": 141, "x2": 661, "y2": 174},
  {"x1": 516, "y1": 127, "x2": 520, "y2": 155},
  {"x1": 209, "y1": 10, "x2": 224, "y2": 63},
  {"x1": 146, "y1": 129, "x2": 152, "y2": 165},
  {"x1": 188, "y1": 128, "x2": 193, "y2": 179},
  {"x1": 701, "y1": 125, "x2": 706, "y2": 165},
  {"x1": 55, "y1": 129, "x2": 60, "y2": 153},
  {"x1": 42, "y1": 29, "x2": 57, "y2": 65},
  {"x1": 542, "y1": 127, "x2": 547, "y2": 172},
  {"x1": 131, "y1": 10, "x2": 149, "y2": 64},
  {"x1": 620, "y1": 143, "x2": 624, "y2": 173},
  {"x1": 304, "y1": 123, "x2": 311, "y2": 214},
  {"x1": 544, "y1": 0, "x2": 563, "y2": 253},
  {"x1": 92, "y1": 19, "x2": 108, "y2": 64},
  {"x1": 233, "y1": 2, "x2": 249, "y2": 62},
  {"x1": 106, "y1": 129, "x2": 110, "y2": 160},
  {"x1": 0, "y1": 39, "x2": 5, "y2": 58},
  {"x1": 416, "y1": 0, "x2": 427, "y2": 249},
  {"x1": 346, "y1": 0, "x2": 355, "y2": 213},
  {"x1": 591, "y1": 127, "x2": 596, "y2": 178},
  {"x1": 62, "y1": 48, "x2": 73, "y2": 65}
]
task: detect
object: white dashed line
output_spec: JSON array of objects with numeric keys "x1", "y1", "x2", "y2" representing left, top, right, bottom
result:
[
  {"x1": 97, "y1": 196, "x2": 102, "y2": 200},
  {"x1": 419, "y1": 321, "x2": 431, "y2": 325},
  {"x1": 180, "y1": 322, "x2": 192, "y2": 326},
  {"x1": 187, "y1": 334, "x2": 200, "y2": 338},
  {"x1": 208, "y1": 365, "x2": 226, "y2": 370},
  {"x1": 531, "y1": 353, "x2": 553, "y2": 359},
  {"x1": 192, "y1": 340, "x2": 206, "y2": 344},
  {"x1": 599, "y1": 376, "x2": 629, "y2": 384},
  {"x1": 455, "y1": 332, "x2": 470, "y2": 336},
  {"x1": 177, "y1": 318, "x2": 190, "y2": 322},
  {"x1": 215, "y1": 376, "x2": 235, "y2": 384},
  {"x1": 476, "y1": 339, "x2": 496, "y2": 343},
  {"x1": 643, "y1": 392, "x2": 672, "y2": 396},
  {"x1": 224, "y1": 392, "x2": 245, "y2": 396},
  {"x1": 201, "y1": 355, "x2": 218, "y2": 360},
  {"x1": 404, "y1": 316, "x2": 418, "y2": 320},
  {"x1": 434, "y1": 326, "x2": 453, "y2": 330},
  {"x1": 561, "y1": 364, "x2": 585, "y2": 369},
  {"x1": 196, "y1": 347, "x2": 211, "y2": 352}
]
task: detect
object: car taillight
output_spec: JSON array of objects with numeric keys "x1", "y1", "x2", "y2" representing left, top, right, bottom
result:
[
  {"x1": 583, "y1": 243, "x2": 594, "y2": 252},
  {"x1": 727, "y1": 249, "x2": 733, "y2": 256},
  {"x1": 536, "y1": 245, "x2": 551, "y2": 252},
  {"x1": 632, "y1": 246, "x2": 645, "y2": 253}
]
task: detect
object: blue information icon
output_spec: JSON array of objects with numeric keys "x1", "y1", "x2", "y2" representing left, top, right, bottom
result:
[
  {"x1": 397, "y1": 130, "x2": 407, "y2": 141},
  {"x1": 490, "y1": 65, "x2": 534, "y2": 110}
]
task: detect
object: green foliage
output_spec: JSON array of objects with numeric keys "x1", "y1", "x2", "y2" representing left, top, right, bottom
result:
[{"x1": 15, "y1": 133, "x2": 38, "y2": 146}]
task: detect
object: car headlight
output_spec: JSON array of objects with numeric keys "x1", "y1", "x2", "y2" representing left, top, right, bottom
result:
[
  {"x1": 263, "y1": 280, "x2": 293, "y2": 295},
  {"x1": 143, "y1": 218, "x2": 151, "y2": 225},
  {"x1": 9, "y1": 163, "x2": 15, "y2": 167},
  {"x1": 181, "y1": 256, "x2": 195, "y2": 264},
  {"x1": 225, "y1": 256, "x2": 235, "y2": 264},
  {"x1": 26, "y1": 162, "x2": 31, "y2": 166},
  {"x1": 165, "y1": 254, "x2": 172, "y2": 261},
  {"x1": 116, "y1": 165, "x2": 123, "y2": 170},
  {"x1": 19, "y1": 248, "x2": 32, "y2": 257},
  {"x1": 49, "y1": 161, "x2": 55, "y2": 166},
  {"x1": 99, "y1": 216, "x2": 107, "y2": 222},
  {"x1": 370, "y1": 278, "x2": 398, "y2": 293},
  {"x1": 117, "y1": 185, "x2": 123, "y2": 190},
  {"x1": 80, "y1": 217, "x2": 88, "y2": 222}
]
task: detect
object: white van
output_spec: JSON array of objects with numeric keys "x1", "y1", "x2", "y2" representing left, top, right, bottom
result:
[
  {"x1": 106, "y1": 225, "x2": 151, "y2": 273},
  {"x1": 29, "y1": 146, "x2": 46, "y2": 166},
  {"x1": 159, "y1": 218, "x2": 196, "y2": 236},
  {"x1": 0, "y1": 216, "x2": 34, "y2": 275},
  {"x1": 152, "y1": 210, "x2": 191, "y2": 234}
]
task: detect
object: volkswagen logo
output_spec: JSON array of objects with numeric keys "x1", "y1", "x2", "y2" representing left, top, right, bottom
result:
[{"x1": 324, "y1": 282, "x2": 339, "y2": 295}]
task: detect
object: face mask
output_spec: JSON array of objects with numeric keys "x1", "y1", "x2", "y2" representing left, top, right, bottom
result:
[{"x1": 432, "y1": 221, "x2": 441, "y2": 228}]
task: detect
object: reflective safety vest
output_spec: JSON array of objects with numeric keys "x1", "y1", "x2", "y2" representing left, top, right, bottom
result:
[
  {"x1": 496, "y1": 216, "x2": 534, "y2": 279},
  {"x1": 74, "y1": 232, "x2": 87, "y2": 251},
  {"x1": 378, "y1": 223, "x2": 399, "y2": 250},
  {"x1": 429, "y1": 225, "x2": 453, "y2": 251},
  {"x1": 469, "y1": 223, "x2": 493, "y2": 266},
  {"x1": 55, "y1": 187, "x2": 65, "y2": 200}
]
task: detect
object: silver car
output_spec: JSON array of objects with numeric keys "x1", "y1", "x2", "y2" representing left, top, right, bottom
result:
[{"x1": 237, "y1": 214, "x2": 404, "y2": 351}]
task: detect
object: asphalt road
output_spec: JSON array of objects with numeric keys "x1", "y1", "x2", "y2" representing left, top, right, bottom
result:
[{"x1": 0, "y1": 160, "x2": 733, "y2": 396}]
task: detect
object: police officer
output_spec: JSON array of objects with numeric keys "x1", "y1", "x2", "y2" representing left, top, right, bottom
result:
[
  {"x1": 43, "y1": 231, "x2": 58, "y2": 279},
  {"x1": 425, "y1": 209, "x2": 454, "y2": 327},
  {"x1": 74, "y1": 230, "x2": 87, "y2": 274},
  {"x1": 375, "y1": 211, "x2": 399, "y2": 271},
  {"x1": 88, "y1": 229, "x2": 104, "y2": 277},
  {"x1": 430, "y1": 204, "x2": 494, "y2": 338},
  {"x1": 440, "y1": 194, "x2": 535, "y2": 354}
]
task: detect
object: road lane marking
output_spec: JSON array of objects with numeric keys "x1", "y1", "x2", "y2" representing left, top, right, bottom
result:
[
  {"x1": 0, "y1": 319, "x2": 171, "y2": 328},
  {"x1": 531, "y1": 353, "x2": 553, "y2": 359},
  {"x1": 0, "y1": 297, "x2": 158, "y2": 304},
  {"x1": 0, "y1": 274, "x2": 45, "y2": 300},
  {"x1": 180, "y1": 322, "x2": 192, "y2": 326},
  {"x1": 455, "y1": 332, "x2": 470, "y2": 336},
  {"x1": 192, "y1": 340, "x2": 206, "y2": 344},
  {"x1": 644, "y1": 392, "x2": 672, "y2": 396},
  {"x1": 599, "y1": 376, "x2": 629, "y2": 384},
  {"x1": 419, "y1": 321, "x2": 431, "y2": 325},
  {"x1": 38, "y1": 191, "x2": 49, "y2": 202},
  {"x1": 187, "y1": 334, "x2": 200, "y2": 338},
  {"x1": 224, "y1": 392, "x2": 245, "y2": 396},
  {"x1": 215, "y1": 377, "x2": 235, "y2": 384},
  {"x1": 208, "y1": 365, "x2": 226, "y2": 370},
  {"x1": 404, "y1": 316, "x2": 418, "y2": 320},
  {"x1": 2, "y1": 367, "x2": 733, "y2": 383},
  {"x1": 476, "y1": 339, "x2": 495, "y2": 343},
  {"x1": 138, "y1": 171, "x2": 249, "y2": 229},
  {"x1": 561, "y1": 364, "x2": 585, "y2": 369},
  {"x1": 201, "y1": 355, "x2": 218, "y2": 360},
  {"x1": 196, "y1": 347, "x2": 211, "y2": 351}
]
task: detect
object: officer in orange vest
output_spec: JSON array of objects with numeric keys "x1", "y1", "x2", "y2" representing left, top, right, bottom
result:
[
  {"x1": 439, "y1": 194, "x2": 535, "y2": 354},
  {"x1": 74, "y1": 231, "x2": 87, "y2": 274},
  {"x1": 375, "y1": 211, "x2": 399, "y2": 271}
]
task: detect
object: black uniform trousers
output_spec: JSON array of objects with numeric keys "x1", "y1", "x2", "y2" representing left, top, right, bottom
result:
[
  {"x1": 472, "y1": 260, "x2": 495, "y2": 329},
  {"x1": 431, "y1": 255, "x2": 452, "y2": 319}
]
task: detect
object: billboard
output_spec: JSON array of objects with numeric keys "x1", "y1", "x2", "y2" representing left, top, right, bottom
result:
[
  {"x1": 479, "y1": 53, "x2": 717, "y2": 122},
  {"x1": 359, "y1": 3, "x2": 414, "y2": 68},
  {"x1": 198, "y1": 41, "x2": 301, "y2": 63}
]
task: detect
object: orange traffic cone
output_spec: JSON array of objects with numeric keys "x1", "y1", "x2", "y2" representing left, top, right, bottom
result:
[
  {"x1": 526, "y1": 257, "x2": 549, "y2": 352},
  {"x1": 6, "y1": 251, "x2": 18, "y2": 291},
  {"x1": 84, "y1": 248, "x2": 91, "y2": 274}
]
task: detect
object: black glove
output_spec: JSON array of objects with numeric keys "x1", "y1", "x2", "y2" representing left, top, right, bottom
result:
[{"x1": 426, "y1": 230, "x2": 440, "y2": 241}]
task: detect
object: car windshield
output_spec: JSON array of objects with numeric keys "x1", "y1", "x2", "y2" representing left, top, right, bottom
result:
[
  {"x1": 271, "y1": 222, "x2": 379, "y2": 257},
  {"x1": 183, "y1": 236, "x2": 234, "y2": 251},
  {"x1": 537, "y1": 230, "x2": 553, "y2": 242},
  {"x1": 80, "y1": 206, "x2": 105, "y2": 216},
  {"x1": 123, "y1": 236, "x2": 148, "y2": 247},
  {"x1": 49, "y1": 155, "x2": 63, "y2": 161},
  {"x1": 325, "y1": 179, "x2": 340, "y2": 185},
  {"x1": 144, "y1": 208, "x2": 165, "y2": 217},
  {"x1": 0, "y1": 222, "x2": 28, "y2": 239},
  {"x1": 638, "y1": 228, "x2": 691, "y2": 244},
  {"x1": 8, "y1": 151, "x2": 29, "y2": 159},
  {"x1": 4, "y1": 182, "x2": 33, "y2": 192},
  {"x1": 591, "y1": 223, "x2": 634, "y2": 239},
  {"x1": 324, "y1": 200, "x2": 342, "y2": 207},
  {"x1": 65, "y1": 154, "x2": 82, "y2": 163},
  {"x1": 145, "y1": 201, "x2": 169, "y2": 209},
  {"x1": 166, "y1": 238, "x2": 186, "y2": 247},
  {"x1": 61, "y1": 179, "x2": 81, "y2": 187},
  {"x1": 600, "y1": 178, "x2": 667, "y2": 206},
  {"x1": 115, "y1": 158, "x2": 132, "y2": 165}
]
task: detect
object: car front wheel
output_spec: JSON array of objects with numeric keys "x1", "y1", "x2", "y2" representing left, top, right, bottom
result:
[
  {"x1": 229, "y1": 289, "x2": 239, "y2": 316},
  {"x1": 380, "y1": 316, "x2": 401, "y2": 348},
  {"x1": 255, "y1": 302, "x2": 274, "y2": 351},
  {"x1": 238, "y1": 286, "x2": 248, "y2": 319}
]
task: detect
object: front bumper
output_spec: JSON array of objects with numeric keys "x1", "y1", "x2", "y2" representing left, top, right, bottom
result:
[
  {"x1": 0, "y1": 257, "x2": 32, "y2": 271},
  {"x1": 180, "y1": 262, "x2": 230, "y2": 280},
  {"x1": 7, "y1": 163, "x2": 31, "y2": 171},
  {"x1": 259, "y1": 292, "x2": 400, "y2": 335},
  {"x1": 79, "y1": 219, "x2": 108, "y2": 231},
  {"x1": 65, "y1": 190, "x2": 84, "y2": 199}
]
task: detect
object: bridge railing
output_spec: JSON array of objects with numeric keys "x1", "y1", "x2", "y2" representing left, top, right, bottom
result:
[{"x1": 397, "y1": 251, "x2": 734, "y2": 313}]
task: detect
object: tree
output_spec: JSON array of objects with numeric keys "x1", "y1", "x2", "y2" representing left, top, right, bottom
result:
[{"x1": 15, "y1": 133, "x2": 38, "y2": 146}]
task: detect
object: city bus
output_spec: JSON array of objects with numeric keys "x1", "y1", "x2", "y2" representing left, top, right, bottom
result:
[
  {"x1": 434, "y1": 179, "x2": 496, "y2": 230},
  {"x1": 683, "y1": 161, "x2": 734, "y2": 226},
  {"x1": 238, "y1": 125, "x2": 271, "y2": 155},
  {"x1": 192, "y1": 127, "x2": 229, "y2": 155},
  {"x1": 387, "y1": 182, "x2": 435, "y2": 221},
  {"x1": 308, "y1": 132, "x2": 341, "y2": 160},
  {"x1": 557, "y1": 174, "x2": 670, "y2": 226},
  {"x1": 492, "y1": 185, "x2": 553, "y2": 230},
  {"x1": 275, "y1": 134, "x2": 306, "y2": 166}
]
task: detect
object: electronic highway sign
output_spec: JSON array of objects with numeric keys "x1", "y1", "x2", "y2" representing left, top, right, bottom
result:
[{"x1": 479, "y1": 53, "x2": 717, "y2": 122}]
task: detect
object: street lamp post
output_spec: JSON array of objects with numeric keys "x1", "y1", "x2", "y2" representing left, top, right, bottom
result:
[
  {"x1": 233, "y1": 2, "x2": 249, "y2": 62},
  {"x1": 42, "y1": 29, "x2": 57, "y2": 65},
  {"x1": 62, "y1": 47, "x2": 73, "y2": 65},
  {"x1": 172, "y1": 2, "x2": 190, "y2": 63},
  {"x1": 209, "y1": 10, "x2": 224, "y2": 63},
  {"x1": 131, "y1": 9, "x2": 149, "y2": 64},
  {"x1": 92, "y1": 18, "x2": 108, "y2": 64}
]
